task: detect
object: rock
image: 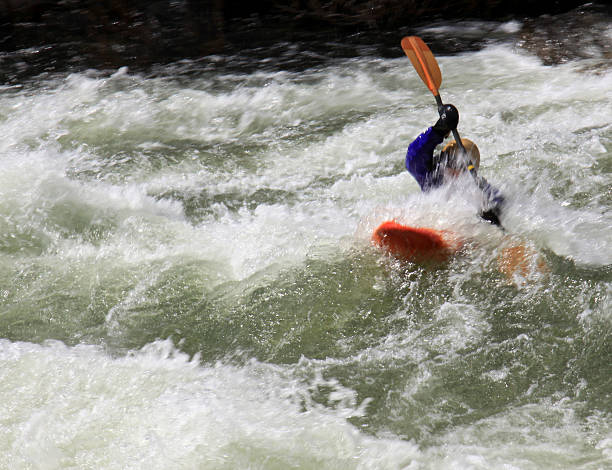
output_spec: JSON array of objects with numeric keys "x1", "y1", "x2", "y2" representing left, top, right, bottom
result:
[{"x1": 517, "y1": 4, "x2": 611, "y2": 66}]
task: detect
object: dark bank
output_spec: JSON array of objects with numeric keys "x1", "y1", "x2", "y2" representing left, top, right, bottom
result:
[{"x1": 0, "y1": 0, "x2": 610, "y2": 83}]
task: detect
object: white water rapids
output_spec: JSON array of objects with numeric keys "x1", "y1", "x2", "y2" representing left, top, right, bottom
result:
[{"x1": 0, "y1": 32, "x2": 610, "y2": 469}]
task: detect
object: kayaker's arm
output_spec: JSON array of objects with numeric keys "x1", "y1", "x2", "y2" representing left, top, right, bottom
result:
[
  {"x1": 405, "y1": 127, "x2": 446, "y2": 190},
  {"x1": 476, "y1": 175, "x2": 505, "y2": 228},
  {"x1": 406, "y1": 106, "x2": 458, "y2": 190}
]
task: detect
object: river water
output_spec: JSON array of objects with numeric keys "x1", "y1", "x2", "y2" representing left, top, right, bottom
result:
[{"x1": 0, "y1": 17, "x2": 611, "y2": 469}]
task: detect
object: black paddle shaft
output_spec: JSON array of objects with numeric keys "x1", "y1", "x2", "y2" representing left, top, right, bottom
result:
[{"x1": 434, "y1": 94, "x2": 467, "y2": 155}]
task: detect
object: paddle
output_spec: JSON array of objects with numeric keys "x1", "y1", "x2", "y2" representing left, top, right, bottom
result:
[{"x1": 400, "y1": 36, "x2": 470, "y2": 167}]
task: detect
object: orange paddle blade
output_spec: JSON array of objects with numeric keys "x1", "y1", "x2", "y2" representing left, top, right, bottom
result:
[
  {"x1": 498, "y1": 243, "x2": 549, "y2": 282},
  {"x1": 401, "y1": 36, "x2": 442, "y2": 96}
]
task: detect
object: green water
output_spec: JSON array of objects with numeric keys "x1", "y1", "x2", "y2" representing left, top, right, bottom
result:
[{"x1": 0, "y1": 34, "x2": 610, "y2": 468}]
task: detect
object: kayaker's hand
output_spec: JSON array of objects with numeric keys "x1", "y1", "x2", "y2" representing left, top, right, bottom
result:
[
  {"x1": 480, "y1": 208, "x2": 503, "y2": 228},
  {"x1": 433, "y1": 104, "x2": 459, "y2": 136}
]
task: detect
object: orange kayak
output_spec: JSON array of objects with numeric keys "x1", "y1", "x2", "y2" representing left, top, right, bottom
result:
[{"x1": 372, "y1": 220, "x2": 462, "y2": 263}]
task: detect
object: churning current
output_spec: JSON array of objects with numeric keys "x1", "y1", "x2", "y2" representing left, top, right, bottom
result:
[{"x1": 0, "y1": 20, "x2": 610, "y2": 470}]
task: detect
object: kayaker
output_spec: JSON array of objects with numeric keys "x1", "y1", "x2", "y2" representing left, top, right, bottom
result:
[{"x1": 406, "y1": 104, "x2": 505, "y2": 227}]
